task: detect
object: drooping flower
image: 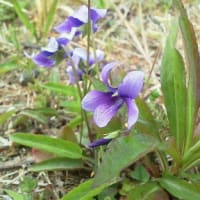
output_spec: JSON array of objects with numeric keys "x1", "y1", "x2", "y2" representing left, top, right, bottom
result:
[
  {"x1": 82, "y1": 62, "x2": 144, "y2": 129},
  {"x1": 67, "y1": 47, "x2": 104, "y2": 84},
  {"x1": 32, "y1": 37, "x2": 67, "y2": 67},
  {"x1": 54, "y1": 5, "x2": 107, "y2": 37}
]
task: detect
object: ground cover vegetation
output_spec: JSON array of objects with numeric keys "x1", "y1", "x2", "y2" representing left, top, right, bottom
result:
[{"x1": 0, "y1": 0, "x2": 200, "y2": 199}]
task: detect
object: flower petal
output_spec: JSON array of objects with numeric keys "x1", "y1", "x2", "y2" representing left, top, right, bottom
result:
[
  {"x1": 101, "y1": 62, "x2": 119, "y2": 92},
  {"x1": 66, "y1": 66, "x2": 83, "y2": 84},
  {"x1": 89, "y1": 49, "x2": 104, "y2": 65},
  {"x1": 124, "y1": 98, "x2": 139, "y2": 129},
  {"x1": 54, "y1": 16, "x2": 83, "y2": 33},
  {"x1": 94, "y1": 97, "x2": 123, "y2": 127},
  {"x1": 90, "y1": 7, "x2": 107, "y2": 23},
  {"x1": 73, "y1": 48, "x2": 87, "y2": 61},
  {"x1": 118, "y1": 71, "x2": 144, "y2": 99},
  {"x1": 73, "y1": 5, "x2": 88, "y2": 23},
  {"x1": 33, "y1": 52, "x2": 55, "y2": 67},
  {"x1": 56, "y1": 37, "x2": 69, "y2": 46},
  {"x1": 82, "y1": 91, "x2": 113, "y2": 112},
  {"x1": 42, "y1": 37, "x2": 59, "y2": 53},
  {"x1": 88, "y1": 138, "x2": 112, "y2": 148}
]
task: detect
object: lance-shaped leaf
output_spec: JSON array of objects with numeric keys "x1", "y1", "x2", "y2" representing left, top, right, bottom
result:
[
  {"x1": 30, "y1": 157, "x2": 83, "y2": 171},
  {"x1": 93, "y1": 133, "x2": 158, "y2": 187},
  {"x1": 160, "y1": 19, "x2": 186, "y2": 152},
  {"x1": 159, "y1": 174, "x2": 200, "y2": 200},
  {"x1": 173, "y1": 0, "x2": 200, "y2": 152},
  {"x1": 61, "y1": 179, "x2": 109, "y2": 200},
  {"x1": 10, "y1": 133, "x2": 82, "y2": 159}
]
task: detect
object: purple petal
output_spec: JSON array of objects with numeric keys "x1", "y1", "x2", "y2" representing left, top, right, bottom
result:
[
  {"x1": 82, "y1": 91, "x2": 113, "y2": 112},
  {"x1": 89, "y1": 49, "x2": 104, "y2": 65},
  {"x1": 90, "y1": 8, "x2": 107, "y2": 23},
  {"x1": 89, "y1": 138, "x2": 112, "y2": 148},
  {"x1": 32, "y1": 52, "x2": 55, "y2": 67},
  {"x1": 118, "y1": 71, "x2": 144, "y2": 99},
  {"x1": 56, "y1": 37, "x2": 69, "y2": 46},
  {"x1": 73, "y1": 48, "x2": 87, "y2": 62},
  {"x1": 54, "y1": 16, "x2": 83, "y2": 33},
  {"x1": 72, "y1": 48, "x2": 104, "y2": 66},
  {"x1": 73, "y1": 5, "x2": 88, "y2": 23},
  {"x1": 59, "y1": 28, "x2": 81, "y2": 41},
  {"x1": 90, "y1": 8, "x2": 107, "y2": 31},
  {"x1": 101, "y1": 62, "x2": 119, "y2": 92},
  {"x1": 66, "y1": 66, "x2": 83, "y2": 84},
  {"x1": 124, "y1": 98, "x2": 139, "y2": 129},
  {"x1": 94, "y1": 97, "x2": 123, "y2": 127},
  {"x1": 42, "y1": 37, "x2": 58, "y2": 53}
]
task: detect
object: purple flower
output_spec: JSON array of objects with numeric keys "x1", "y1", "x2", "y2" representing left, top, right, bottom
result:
[
  {"x1": 54, "y1": 5, "x2": 106, "y2": 36},
  {"x1": 88, "y1": 138, "x2": 112, "y2": 148},
  {"x1": 82, "y1": 62, "x2": 144, "y2": 129},
  {"x1": 67, "y1": 47, "x2": 104, "y2": 84},
  {"x1": 32, "y1": 37, "x2": 67, "y2": 67}
]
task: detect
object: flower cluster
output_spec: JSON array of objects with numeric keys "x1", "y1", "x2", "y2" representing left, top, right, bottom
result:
[
  {"x1": 33, "y1": 5, "x2": 106, "y2": 82},
  {"x1": 32, "y1": 5, "x2": 144, "y2": 148}
]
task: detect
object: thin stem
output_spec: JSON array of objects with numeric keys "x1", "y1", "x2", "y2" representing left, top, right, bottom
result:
[{"x1": 64, "y1": 46, "x2": 92, "y2": 142}]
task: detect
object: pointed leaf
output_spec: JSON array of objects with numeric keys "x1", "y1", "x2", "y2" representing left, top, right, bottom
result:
[
  {"x1": 61, "y1": 179, "x2": 108, "y2": 200},
  {"x1": 4, "y1": 189, "x2": 24, "y2": 200},
  {"x1": 127, "y1": 182, "x2": 161, "y2": 200},
  {"x1": 10, "y1": 133, "x2": 82, "y2": 159},
  {"x1": 173, "y1": 0, "x2": 200, "y2": 151},
  {"x1": 20, "y1": 110, "x2": 48, "y2": 124},
  {"x1": 160, "y1": 19, "x2": 186, "y2": 151},
  {"x1": 42, "y1": 82, "x2": 78, "y2": 97},
  {"x1": 159, "y1": 174, "x2": 200, "y2": 200},
  {"x1": 93, "y1": 133, "x2": 158, "y2": 187},
  {"x1": 0, "y1": 110, "x2": 16, "y2": 125},
  {"x1": 30, "y1": 157, "x2": 83, "y2": 171}
]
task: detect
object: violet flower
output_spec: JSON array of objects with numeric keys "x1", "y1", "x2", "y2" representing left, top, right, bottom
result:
[
  {"x1": 82, "y1": 62, "x2": 144, "y2": 129},
  {"x1": 32, "y1": 37, "x2": 67, "y2": 67},
  {"x1": 67, "y1": 47, "x2": 104, "y2": 84},
  {"x1": 54, "y1": 5, "x2": 106, "y2": 37}
]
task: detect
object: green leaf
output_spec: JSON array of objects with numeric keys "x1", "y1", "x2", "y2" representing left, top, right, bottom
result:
[
  {"x1": 160, "y1": 19, "x2": 186, "y2": 151},
  {"x1": 159, "y1": 174, "x2": 200, "y2": 200},
  {"x1": 10, "y1": 133, "x2": 82, "y2": 159},
  {"x1": 11, "y1": 0, "x2": 35, "y2": 36},
  {"x1": 30, "y1": 157, "x2": 83, "y2": 171},
  {"x1": 0, "y1": 110, "x2": 16, "y2": 125},
  {"x1": 44, "y1": 0, "x2": 58, "y2": 34},
  {"x1": 60, "y1": 101, "x2": 81, "y2": 113},
  {"x1": 93, "y1": 133, "x2": 158, "y2": 187},
  {"x1": 136, "y1": 98, "x2": 159, "y2": 137},
  {"x1": 0, "y1": 60, "x2": 18, "y2": 75},
  {"x1": 183, "y1": 139, "x2": 200, "y2": 170},
  {"x1": 4, "y1": 189, "x2": 24, "y2": 200},
  {"x1": 130, "y1": 165, "x2": 150, "y2": 183},
  {"x1": 20, "y1": 176, "x2": 37, "y2": 193},
  {"x1": 173, "y1": 0, "x2": 200, "y2": 152},
  {"x1": 68, "y1": 116, "x2": 82, "y2": 128},
  {"x1": 42, "y1": 82, "x2": 78, "y2": 97},
  {"x1": 61, "y1": 179, "x2": 108, "y2": 200},
  {"x1": 20, "y1": 110, "x2": 48, "y2": 124},
  {"x1": 127, "y1": 182, "x2": 161, "y2": 200}
]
